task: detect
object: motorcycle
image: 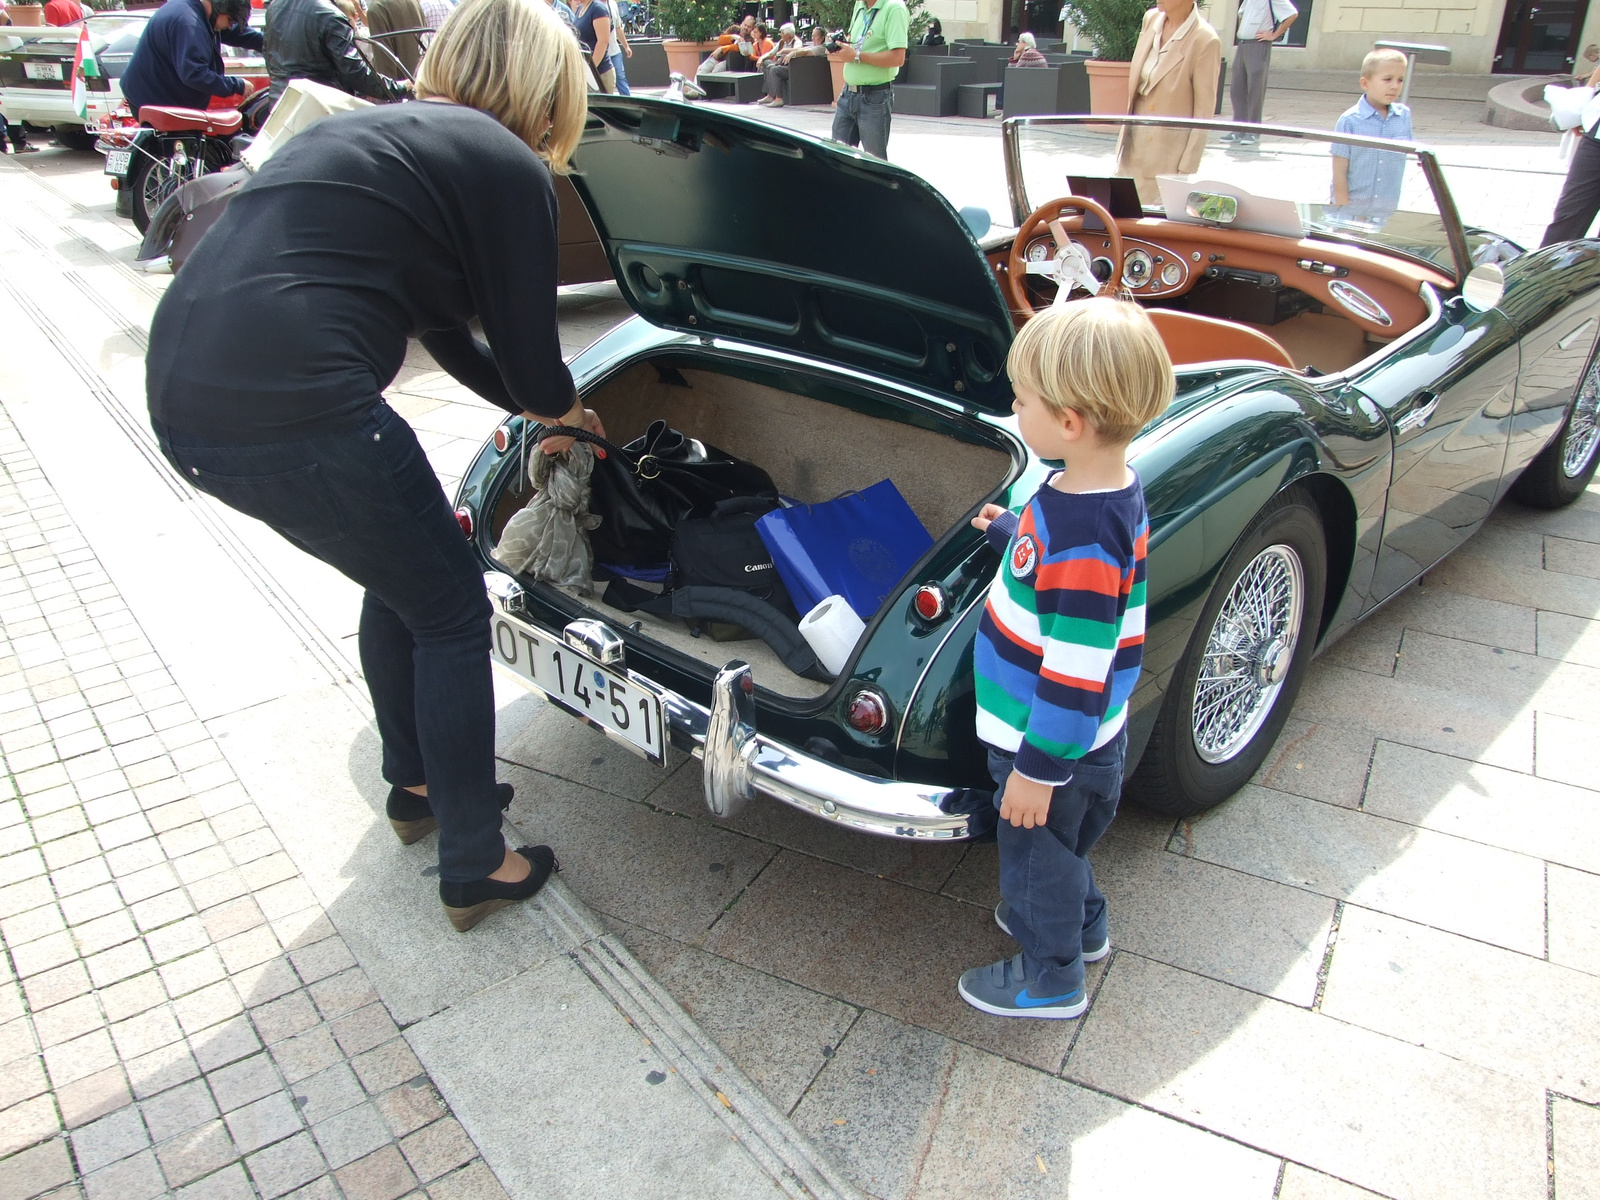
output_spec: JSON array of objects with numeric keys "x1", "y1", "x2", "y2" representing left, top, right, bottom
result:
[
  {"x1": 93, "y1": 84, "x2": 272, "y2": 234},
  {"x1": 98, "y1": 29, "x2": 419, "y2": 236},
  {"x1": 130, "y1": 78, "x2": 374, "y2": 272}
]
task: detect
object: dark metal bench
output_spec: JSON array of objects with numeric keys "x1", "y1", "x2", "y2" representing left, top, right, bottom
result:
[{"x1": 956, "y1": 81, "x2": 1003, "y2": 118}]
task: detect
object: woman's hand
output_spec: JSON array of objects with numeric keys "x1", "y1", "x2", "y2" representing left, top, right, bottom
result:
[
  {"x1": 971, "y1": 503, "x2": 1006, "y2": 533},
  {"x1": 533, "y1": 401, "x2": 606, "y2": 456}
]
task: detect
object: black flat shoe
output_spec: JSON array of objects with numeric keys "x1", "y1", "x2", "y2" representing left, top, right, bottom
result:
[
  {"x1": 439, "y1": 845, "x2": 558, "y2": 932},
  {"x1": 387, "y1": 782, "x2": 514, "y2": 845}
]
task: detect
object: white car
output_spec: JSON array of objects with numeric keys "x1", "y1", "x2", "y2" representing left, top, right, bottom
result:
[{"x1": 0, "y1": 11, "x2": 265, "y2": 149}]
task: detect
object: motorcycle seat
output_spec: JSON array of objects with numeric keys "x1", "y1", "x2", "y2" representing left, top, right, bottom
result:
[{"x1": 138, "y1": 107, "x2": 244, "y2": 136}]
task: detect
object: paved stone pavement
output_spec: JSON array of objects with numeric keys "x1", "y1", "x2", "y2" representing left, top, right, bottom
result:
[
  {"x1": 0, "y1": 407, "x2": 509, "y2": 1200},
  {"x1": 3, "y1": 80, "x2": 1600, "y2": 1200}
]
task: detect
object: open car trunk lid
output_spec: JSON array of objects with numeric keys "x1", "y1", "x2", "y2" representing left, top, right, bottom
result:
[{"x1": 566, "y1": 96, "x2": 1017, "y2": 414}]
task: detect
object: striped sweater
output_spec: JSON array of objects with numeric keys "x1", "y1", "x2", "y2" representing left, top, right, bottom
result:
[{"x1": 974, "y1": 474, "x2": 1149, "y2": 785}]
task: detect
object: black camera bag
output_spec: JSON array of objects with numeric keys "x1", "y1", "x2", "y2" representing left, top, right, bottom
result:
[{"x1": 668, "y1": 497, "x2": 791, "y2": 610}]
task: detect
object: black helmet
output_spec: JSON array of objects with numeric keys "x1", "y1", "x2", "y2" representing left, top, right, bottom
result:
[{"x1": 213, "y1": 0, "x2": 252, "y2": 27}]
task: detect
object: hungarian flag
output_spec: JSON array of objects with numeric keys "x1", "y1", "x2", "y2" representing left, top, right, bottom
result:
[{"x1": 70, "y1": 23, "x2": 99, "y2": 121}]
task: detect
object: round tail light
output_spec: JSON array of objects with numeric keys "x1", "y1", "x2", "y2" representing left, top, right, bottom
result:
[
  {"x1": 846, "y1": 689, "x2": 888, "y2": 736},
  {"x1": 454, "y1": 507, "x2": 474, "y2": 538},
  {"x1": 492, "y1": 425, "x2": 511, "y2": 453},
  {"x1": 912, "y1": 584, "x2": 948, "y2": 622}
]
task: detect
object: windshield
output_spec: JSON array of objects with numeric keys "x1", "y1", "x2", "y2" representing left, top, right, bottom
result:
[{"x1": 1006, "y1": 117, "x2": 1467, "y2": 281}]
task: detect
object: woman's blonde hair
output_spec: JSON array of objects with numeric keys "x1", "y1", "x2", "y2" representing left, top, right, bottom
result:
[
  {"x1": 1007, "y1": 299, "x2": 1175, "y2": 444},
  {"x1": 416, "y1": 0, "x2": 588, "y2": 171}
]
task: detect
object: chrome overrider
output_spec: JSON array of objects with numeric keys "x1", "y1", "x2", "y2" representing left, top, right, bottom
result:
[{"x1": 484, "y1": 572, "x2": 973, "y2": 840}]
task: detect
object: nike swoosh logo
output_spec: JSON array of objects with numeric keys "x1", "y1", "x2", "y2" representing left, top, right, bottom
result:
[{"x1": 1015, "y1": 988, "x2": 1082, "y2": 1008}]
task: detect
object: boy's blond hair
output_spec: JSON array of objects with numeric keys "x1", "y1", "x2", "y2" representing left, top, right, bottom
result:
[
  {"x1": 1360, "y1": 47, "x2": 1407, "y2": 79},
  {"x1": 1006, "y1": 299, "x2": 1175, "y2": 444}
]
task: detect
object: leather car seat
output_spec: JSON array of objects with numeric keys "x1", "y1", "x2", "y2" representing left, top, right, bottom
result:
[
  {"x1": 1146, "y1": 309, "x2": 1296, "y2": 371},
  {"x1": 138, "y1": 107, "x2": 244, "y2": 137}
]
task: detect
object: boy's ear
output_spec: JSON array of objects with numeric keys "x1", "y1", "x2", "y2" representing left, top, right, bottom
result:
[{"x1": 1059, "y1": 406, "x2": 1088, "y2": 441}]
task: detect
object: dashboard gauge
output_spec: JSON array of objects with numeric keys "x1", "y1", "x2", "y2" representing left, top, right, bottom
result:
[
  {"x1": 1122, "y1": 248, "x2": 1152, "y2": 287},
  {"x1": 1161, "y1": 261, "x2": 1183, "y2": 287},
  {"x1": 1027, "y1": 240, "x2": 1051, "y2": 262}
]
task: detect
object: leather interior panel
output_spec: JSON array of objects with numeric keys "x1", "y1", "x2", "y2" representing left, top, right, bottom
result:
[
  {"x1": 1147, "y1": 309, "x2": 1296, "y2": 370},
  {"x1": 1249, "y1": 311, "x2": 1370, "y2": 375}
]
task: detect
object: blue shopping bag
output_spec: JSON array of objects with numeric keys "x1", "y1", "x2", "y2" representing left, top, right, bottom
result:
[{"x1": 755, "y1": 480, "x2": 933, "y2": 621}]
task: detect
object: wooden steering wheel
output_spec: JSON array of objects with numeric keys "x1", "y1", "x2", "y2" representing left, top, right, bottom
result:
[{"x1": 1006, "y1": 195, "x2": 1126, "y2": 317}]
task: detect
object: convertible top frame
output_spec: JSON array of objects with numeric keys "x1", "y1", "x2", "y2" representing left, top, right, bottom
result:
[{"x1": 1000, "y1": 114, "x2": 1472, "y2": 287}]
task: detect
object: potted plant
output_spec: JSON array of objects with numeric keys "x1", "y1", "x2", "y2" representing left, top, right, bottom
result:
[
  {"x1": 5, "y1": 1, "x2": 47, "y2": 26},
  {"x1": 656, "y1": 0, "x2": 738, "y2": 80},
  {"x1": 1059, "y1": 0, "x2": 1145, "y2": 114}
]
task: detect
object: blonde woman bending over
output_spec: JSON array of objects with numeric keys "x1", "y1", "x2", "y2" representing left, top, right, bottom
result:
[{"x1": 147, "y1": 0, "x2": 597, "y2": 932}]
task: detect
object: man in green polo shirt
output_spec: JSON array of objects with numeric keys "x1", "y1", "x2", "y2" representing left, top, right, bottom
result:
[{"x1": 830, "y1": 0, "x2": 909, "y2": 159}]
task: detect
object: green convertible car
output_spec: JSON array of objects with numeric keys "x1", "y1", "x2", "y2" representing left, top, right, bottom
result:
[{"x1": 456, "y1": 103, "x2": 1600, "y2": 837}]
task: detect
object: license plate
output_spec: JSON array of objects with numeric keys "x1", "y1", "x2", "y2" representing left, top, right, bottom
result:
[
  {"x1": 491, "y1": 614, "x2": 666, "y2": 765},
  {"x1": 23, "y1": 61, "x2": 63, "y2": 81},
  {"x1": 103, "y1": 149, "x2": 131, "y2": 176}
]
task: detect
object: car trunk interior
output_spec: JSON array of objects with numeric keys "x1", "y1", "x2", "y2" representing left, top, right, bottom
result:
[{"x1": 489, "y1": 357, "x2": 1014, "y2": 699}]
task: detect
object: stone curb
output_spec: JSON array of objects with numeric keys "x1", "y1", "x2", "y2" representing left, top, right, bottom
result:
[
  {"x1": 1485, "y1": 76, "x2": 1564, "y2": 133},
  {"x1": 527, "y1": 878, "x2": 867, "y2": 1200}
]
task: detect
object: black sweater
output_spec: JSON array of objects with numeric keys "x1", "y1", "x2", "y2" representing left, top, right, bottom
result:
[{"x1": 147, "y1": 102, "x2": 576, "y2": 441}]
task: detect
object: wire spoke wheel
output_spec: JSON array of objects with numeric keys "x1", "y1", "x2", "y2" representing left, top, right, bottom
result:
[
  {"x1": 1191, "y1": 543, "x2": 1305, "y2": 764},
  {"x1": 1563, "y1": 358, "x2": 1600, "y2": 479},
  {"x1": 140, "y1": 156, "x2": 185, "y2": 219}
]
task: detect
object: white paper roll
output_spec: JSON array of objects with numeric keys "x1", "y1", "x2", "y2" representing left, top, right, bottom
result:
[{"x1": 799, "y1": 595, "x2": 866, "y2": 677}]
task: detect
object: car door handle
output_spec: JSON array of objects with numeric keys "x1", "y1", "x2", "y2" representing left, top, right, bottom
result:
[{"x1": 1395, "y1": 391, "x2": 1440, "y2": 434}]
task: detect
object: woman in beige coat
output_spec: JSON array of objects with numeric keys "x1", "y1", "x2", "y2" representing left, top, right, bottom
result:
[{"x1": 1115, "y1": 0, "x2": 1222, "y2": 205}]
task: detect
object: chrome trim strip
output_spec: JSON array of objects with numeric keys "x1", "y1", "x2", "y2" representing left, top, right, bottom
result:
[{"x1": 486, "y1": 573, "x2": 972, "y2": 841}]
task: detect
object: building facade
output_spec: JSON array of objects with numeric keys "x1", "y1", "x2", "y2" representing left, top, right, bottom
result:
[{"x1": 920, "y1": 0, "x2": 1600, "y2": 76}]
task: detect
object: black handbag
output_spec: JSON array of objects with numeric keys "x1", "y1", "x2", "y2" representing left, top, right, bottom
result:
[{"x1": 533, "y1": 420, "x2": 778, "y2": 566}]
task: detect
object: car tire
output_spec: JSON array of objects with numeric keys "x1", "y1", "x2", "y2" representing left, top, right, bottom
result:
[
  {"x1": 1127, "y1": 487, "x2": 1327, "y2": 819},
  {"x1": 1509, "y1": 348, "x2": 1600, "y2": 509},
  {"x1": 52, "y1": 125, "x2": 98, "y2": 153}
]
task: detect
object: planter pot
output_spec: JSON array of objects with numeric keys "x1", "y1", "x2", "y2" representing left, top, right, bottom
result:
[
  {"x1": 828, "y1": 50, "x2": 849, "y2": 103},
  {"x1": 1085, "y1": 58, "x2": 1132, "y2": 115},
  {"x1": 7, "y1": 5, "x2": 46, "y2": 25},
  {"x1": 662, "y1": 39, "x2": 717, "y2": 79}
]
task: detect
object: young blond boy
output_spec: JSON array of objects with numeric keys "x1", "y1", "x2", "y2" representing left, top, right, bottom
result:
[
  {"x1": 1331, "y1": 48, "x2": 1413, "y2": 219},
  {"x1": 958, "y1": 299, "x2": 1173, "y2": 1020}
]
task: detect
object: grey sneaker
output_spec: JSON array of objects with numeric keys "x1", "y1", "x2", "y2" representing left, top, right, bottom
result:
[
  {"x1": 994, "y1": 899, "x2": 1110, "y2": 961},
  {"x1": 957, "y1": 954, "x2": 1087, "y2": 1019}
]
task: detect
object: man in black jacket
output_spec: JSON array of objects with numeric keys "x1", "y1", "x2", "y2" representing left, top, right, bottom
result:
[
  {"x1": 120, "y1": 0, "x2": 263, "y2": 119},
  {"x1": 264, "y1": 0, "x2": 408, "y2": 104}
]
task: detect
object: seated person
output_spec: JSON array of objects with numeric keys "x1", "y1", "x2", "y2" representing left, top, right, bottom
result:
[
  {"x1": 1010, "y1": 31, "x2": 1047, "y2": 67},
  {"x1": 757, "y1": 21, "x2": 811, "y2": 107},
  {"x1": 1330, "y1": 48, "x2": 1412, "y2": 226},
  {"x1": 921, "y1": 17, "x2": 944, "y2": 47},
  {"x1": 120, "y1": 0, "x2": 265, "y2": 122},
  {"x1": 264, "y1": 0, "x2": 408, "y2": 104},
  {"x1": 705, "y1": 14, "x2": 761, "y2": 72}
]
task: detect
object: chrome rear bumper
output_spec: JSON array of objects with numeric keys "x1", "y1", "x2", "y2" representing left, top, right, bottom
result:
[{"x1": 485, "y1": 572, "x2": 972, "y2": 840}]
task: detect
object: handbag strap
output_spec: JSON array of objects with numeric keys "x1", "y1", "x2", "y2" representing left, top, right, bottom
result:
[{"x1": 528, "y1": 421, "x2": 633, "y2": 460}]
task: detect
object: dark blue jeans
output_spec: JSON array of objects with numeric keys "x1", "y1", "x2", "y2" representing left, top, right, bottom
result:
[
  {"x1": 831, "y1": 85, "x2": 892, "y2": 159},
  {"x1": 989, "y1": 730, "x2": 1126, "y2": 996},
  {"x1": 155, "y1": 402, "x2": 505, "y2": 882}
]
